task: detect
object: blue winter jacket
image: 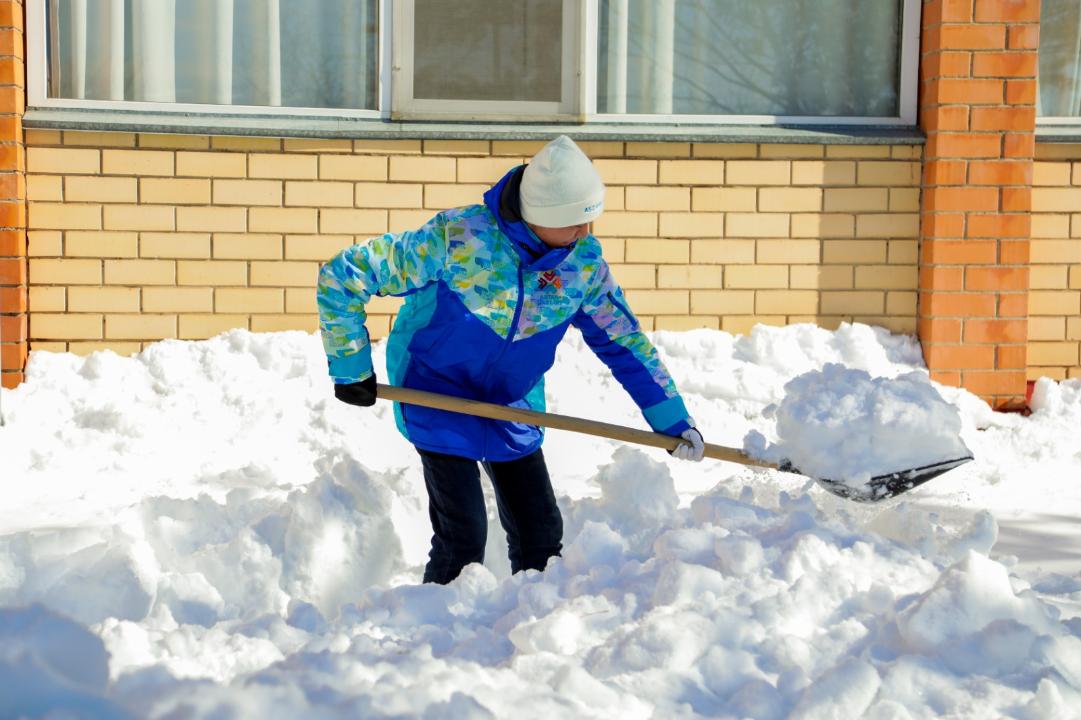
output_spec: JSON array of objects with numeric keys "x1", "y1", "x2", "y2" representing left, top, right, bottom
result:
[{"x1": 317, "y1": 166, "x2": 694, "y2": 461}]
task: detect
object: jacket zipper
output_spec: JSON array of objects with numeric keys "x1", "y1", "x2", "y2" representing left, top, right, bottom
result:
[{"x1": 479, "y1": 265, "x2": 526, "y2": 460}]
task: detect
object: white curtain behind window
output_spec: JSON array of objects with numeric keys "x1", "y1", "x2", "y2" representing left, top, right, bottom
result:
[
  {"x1": 632, "y1": 0, "x2": 675, "y2": 114},
  {"x1": 84, "y1": 0, "x2": 124, "y2": 100},
  {"x1": 176, "y1": 0, "x2": 234, "y2": 105},
  {"x1": 600, "y1": 0, "x2": 900, "y2": 117},
  {"x1": 239, "y1": 0, "x2": 282, "y2": 107},
  {"x1": 48, "y1": 0, "x2": 378, "y2": 110},
  {"x1": 605, "y1": 0, "x2": 628, "y2": 113},
  {"x1": 1038, "y1": 0, "x2": 1081, "y2": 117},
  {"x1": 132, "y1": 0, "x2": 176, "y2": 102}
]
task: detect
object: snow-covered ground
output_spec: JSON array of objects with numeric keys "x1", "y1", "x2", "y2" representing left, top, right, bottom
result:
[{"x1": 1, "y1": 323, "x2": 1079, "y2": 719}]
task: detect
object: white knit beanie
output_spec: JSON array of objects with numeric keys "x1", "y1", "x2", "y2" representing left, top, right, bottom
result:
[{"x1": 520, "y1": 135, "x2": 605, "y2": 227}]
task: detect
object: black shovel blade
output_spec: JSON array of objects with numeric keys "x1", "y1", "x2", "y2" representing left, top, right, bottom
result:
[{"x1": 781, "y1": 455, "x2": 975, "y2": 503}]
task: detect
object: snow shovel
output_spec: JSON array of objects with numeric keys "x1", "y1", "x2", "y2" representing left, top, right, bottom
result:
[{"x1": 376, "y1": 384, "x2": 973, "y2": 504}]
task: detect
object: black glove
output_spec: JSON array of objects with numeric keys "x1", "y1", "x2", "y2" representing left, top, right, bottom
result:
[{"x1": 333, "y1": 374, "x2": 378, "y2": 407}]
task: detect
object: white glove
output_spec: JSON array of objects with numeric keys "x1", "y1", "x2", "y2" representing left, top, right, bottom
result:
[{"x1": 671, "y1": 427, "x2": 705, "y2": 462}]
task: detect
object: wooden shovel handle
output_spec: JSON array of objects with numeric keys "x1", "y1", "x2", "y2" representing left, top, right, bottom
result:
[{"x1": 377, "y1": 383, "x2": 776, "y2": 470}]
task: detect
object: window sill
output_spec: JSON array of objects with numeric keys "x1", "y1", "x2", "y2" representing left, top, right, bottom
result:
[
  {"x1": 23, "y1": 107, "x2": 925, "y2": 145},
  {"x1": 1037, "y1": 126, "x2": 1081, "y2": 143}
]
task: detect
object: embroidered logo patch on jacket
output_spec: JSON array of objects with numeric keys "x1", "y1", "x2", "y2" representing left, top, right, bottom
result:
[{"x1": 537, "y1": 270, "x2": 562, "y2": 291}]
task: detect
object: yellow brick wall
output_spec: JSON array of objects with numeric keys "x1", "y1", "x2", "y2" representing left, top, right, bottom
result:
[
  {"x1": 1029, "y1": 144, "x2": 1081, "y2": 381},
  {"x1": 24, "y1": 131, "x2": 921, "y2": 356}
]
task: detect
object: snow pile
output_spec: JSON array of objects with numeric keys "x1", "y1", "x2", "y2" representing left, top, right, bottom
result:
[
  {"x1": 1030, "y1": 375, "x2": 1081, "y2": 416},
  {"x1": 744, "y1": 363, "x2": 971, "y2": 487},
  {"x1": 0, "y1": 330, "x2": 417, "y2": 536},
  {"x1": 0, "y1": 605, "x2": 125, "y2": 719},
  {"x1": 0, "y1": 324, "x2": 1080, "y2": 718}
]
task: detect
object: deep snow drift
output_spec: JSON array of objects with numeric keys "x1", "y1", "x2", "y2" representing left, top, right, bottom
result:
[{"x1": 1, "y1": 323, "x2": 1080, "y2": 719}]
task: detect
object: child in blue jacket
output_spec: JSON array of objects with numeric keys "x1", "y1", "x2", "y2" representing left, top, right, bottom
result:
[{"x1": 318, "y1": 135, "x2": 704, "y2": 584}]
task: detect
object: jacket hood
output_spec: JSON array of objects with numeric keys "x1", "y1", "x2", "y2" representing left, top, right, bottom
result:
[{"x1": 483, "y1": 166, "x2": 575, "y2": 272}]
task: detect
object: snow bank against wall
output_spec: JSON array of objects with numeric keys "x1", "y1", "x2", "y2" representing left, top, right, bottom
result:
[{"x1": 1, "y1": 325, "x2": 1080, "y2": 719}]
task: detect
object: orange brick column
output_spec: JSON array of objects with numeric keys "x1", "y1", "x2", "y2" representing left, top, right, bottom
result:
[
  {"x1": 919, "y1": 0, "x2": 1037, "y2": 408},
  {"x1": 0, "y1": 0, "x2": 23, "y2": 389}
]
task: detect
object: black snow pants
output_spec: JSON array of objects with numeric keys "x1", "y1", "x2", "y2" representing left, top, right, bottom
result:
[{"x1": 417, "y1": 447, "x2": 563, "y2": 585}]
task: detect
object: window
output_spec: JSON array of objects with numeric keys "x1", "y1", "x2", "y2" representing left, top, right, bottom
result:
[
  {"x1": 28, "y1": 0, "x2": 920, "y2": 125},
  {"x1": 1038, "y1": 0, "x2": 1081, "y2": 120},
  {"x1": 38, "y1": 0, "x2": 380, "y2": 114},
  {"x1": 596, "y1": 0, "x2": 904, "y2": 119},
  {"x1": 393, "y1": 0, "x2": 580, "y2": 120}
]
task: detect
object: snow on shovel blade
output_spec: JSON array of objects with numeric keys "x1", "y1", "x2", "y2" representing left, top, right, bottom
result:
[{"x1": 781, "y1": 454, "x2": 975, "y2": 503}]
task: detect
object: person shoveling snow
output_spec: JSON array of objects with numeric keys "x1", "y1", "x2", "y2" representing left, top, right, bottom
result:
[{"x1": 317, "y1": 135, "x2": 705, "y2": 586}]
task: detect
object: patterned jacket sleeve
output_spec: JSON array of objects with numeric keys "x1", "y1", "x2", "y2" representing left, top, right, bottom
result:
[
  {"x1": 317, "y1": 213, "x2": 448, "y2": 384},
  {"x1": 571, "y1": 259, "x2": 694, "y2": 436}
]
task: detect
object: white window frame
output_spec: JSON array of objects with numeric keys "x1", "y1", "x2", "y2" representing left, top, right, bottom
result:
[
  {"x1": 26, "y1": 0, "x2": 920, "y2": 127},
  {"x1": 1036, "y1": 94, "x2": 1081, "y2": 127},
  {"x1": 1035, "y1": 1, "x2": 1081, "y2": 126},
  {"x1": 582, "y1": 0, "x2": 922, "y2": 126},
  {"x1": 391, "y1": 0, "x2": 583, "y2": 122},
  {"x1": 25, "y1": 0, "x2": 389, "y2": 119}
]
